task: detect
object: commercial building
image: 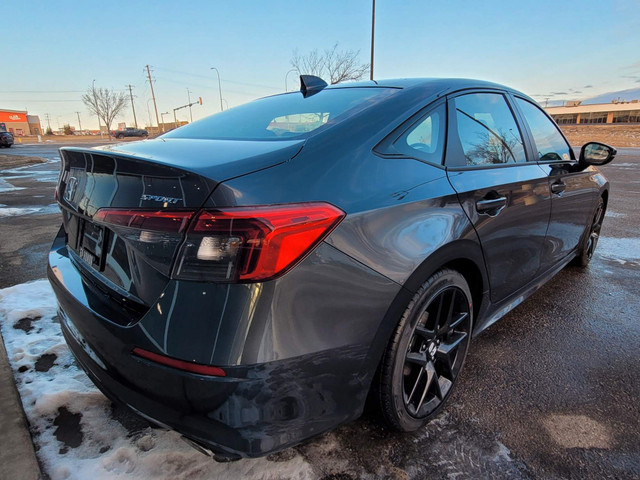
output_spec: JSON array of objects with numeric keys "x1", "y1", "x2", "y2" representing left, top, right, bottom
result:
[
  {"x1": 0, "y1": 109, "x2": 42, "y2": 135},
  {"x1": 27, "y1": 115, "x2": 43, "y2": 135},
  {"x1": 546, "y1": 100, "x2": 640, "y2": 125}
]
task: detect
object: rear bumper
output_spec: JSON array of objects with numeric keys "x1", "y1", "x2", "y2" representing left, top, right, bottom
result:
[{"x1": 48, "y1": 226, "x2": 400, "y2": 457}]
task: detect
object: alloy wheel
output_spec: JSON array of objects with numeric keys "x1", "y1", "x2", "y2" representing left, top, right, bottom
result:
[
  {"x1": 402, "y1": 286, "x2": 472, "y2": 418},
  {"x1": 585, "y1": 200, "x2": 604, "y2": 260}
]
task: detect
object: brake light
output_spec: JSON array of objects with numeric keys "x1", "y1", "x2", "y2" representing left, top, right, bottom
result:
[
  {"x1": 93, "y1": 208, "x2": 198, "y2": 277},
  {"x1": 92, "y1": 203, "x2": 345, "y2": 283},
  {"x1": 173, "y1": 202, "x2": 345, "y2": 282},
  {"x1": 94, "y1": 209, "x2": 193, "y2": 233},
  {"x1": 132, "y1": 347, "x2": 226, "y2": 376}
]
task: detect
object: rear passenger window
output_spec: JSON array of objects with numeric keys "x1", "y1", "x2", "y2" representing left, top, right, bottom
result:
[
  {"x1": 515, "y1": 98, "x2": 572, "y2": 161},
  {"x1": 394, "y1": 103, "x2": 445, "y2": 164},
  {"x1": 454, "y1": 93, "x2": 526, "y2": 166}
]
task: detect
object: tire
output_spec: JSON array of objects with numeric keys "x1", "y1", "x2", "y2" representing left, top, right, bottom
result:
[
  {"x1": 377, "y1": 269, "x2": 473, "y2": 431},
  {"x1": 571, "y1": 196, "x2": 605, "y2": 268}
]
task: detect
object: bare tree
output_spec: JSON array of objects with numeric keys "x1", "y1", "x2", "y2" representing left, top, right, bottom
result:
[
  {"x1": 82, "y1": 85, "x2": 128, "y2": 136},
  {"x1": 291, "y1": 43, "x2": 370, "y2": 85}
]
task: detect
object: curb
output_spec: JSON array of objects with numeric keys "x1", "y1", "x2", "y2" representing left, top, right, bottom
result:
[{"x1": 0, "y1": 329, "x2": 42, "y2": 480}]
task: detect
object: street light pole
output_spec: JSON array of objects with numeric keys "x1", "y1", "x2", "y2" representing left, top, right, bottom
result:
[
  {"x1": 210, "y1": 67, "x2": 224, "y2": 111},
  {"x1": 187, "y1": 88, "x2": 193, "y2": 122},
  {"x1": 370, "y1": 0, "x2": 376, "y2": 81},
  {"x1": 285, "y1": 68, "x2": 298, "y2": 92},
  {"x1": 146, "y1": 99, "x2": 154, "y2": 128},
  {"x1": 160, "y1": 112, "x2": 169, "y2": 132}
]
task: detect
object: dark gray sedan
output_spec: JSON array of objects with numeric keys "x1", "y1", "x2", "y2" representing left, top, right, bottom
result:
[{"x1": 48, "y1": 76, "x2": 615, "y2": 460}]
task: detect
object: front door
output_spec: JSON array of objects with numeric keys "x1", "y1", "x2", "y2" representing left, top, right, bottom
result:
[
  {"x1": 513, "y1": 97, "x2": 598, "y2": 268},
  {"x1": 445, "y1": 92, "x2": 551, "y2": 303}
]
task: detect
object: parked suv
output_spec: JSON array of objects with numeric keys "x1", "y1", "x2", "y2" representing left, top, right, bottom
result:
[
  {"x1": 113, "y1": 127, "x2": 149, "y2": 139},
  {"x1": 0, "y1": 131, "x2": 14, "y2": 147}
]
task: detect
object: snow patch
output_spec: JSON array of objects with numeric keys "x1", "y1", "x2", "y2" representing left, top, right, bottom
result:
[
  {"x1": 0, "y1": 178, "x2": 24, "y2": 193},
  {"x1": 605, "y1": 211, "x2": 625, "y2": 218},
  {"x1": 0, "y1": 204, "x2": 60, "y2": 218},
  {"x1": 609, "y1": 162, "x2": 638, "y2": 168},
  {"x1": 0, "y1": 280, "x2": 316, "y2": 480},
  {"x1": 597, "y1": 236, "x2": 640, "y2": 265}
]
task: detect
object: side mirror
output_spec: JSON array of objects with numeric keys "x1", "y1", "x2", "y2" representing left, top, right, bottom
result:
[{"x1": 579, "y1": 142, "x2": 616, "y2": 166}]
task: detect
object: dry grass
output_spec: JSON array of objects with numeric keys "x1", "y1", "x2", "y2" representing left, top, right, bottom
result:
[
  {"x1": 0, "y1": 155, "x2": 47, "y2": 168},
  {"x1": 559, "y1": 125, "x2": 640, "y2": 148}
]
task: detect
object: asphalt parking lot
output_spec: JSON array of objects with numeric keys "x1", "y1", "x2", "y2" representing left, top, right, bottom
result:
[{"x1": 0, "y1": 143, "x2": 638, "y2": 479}]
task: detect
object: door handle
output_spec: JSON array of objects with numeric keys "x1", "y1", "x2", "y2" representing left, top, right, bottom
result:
[
  {"x1": 551, "y1": 181, "x2": 566, "y2": 194},
  {"x1": 476, "y1": 196, "x2": 507, "y2": 214}
]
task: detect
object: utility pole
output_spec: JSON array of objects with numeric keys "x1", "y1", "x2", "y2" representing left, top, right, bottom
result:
[
  {"x1": 370, "y1": 0, "x2": 376, "y2": 81},
  {"x1": 126, "y1": 84, "x2": 138, "y2": 128},
  {"x1": 75, "y1": 112, "x2": 83, "y2": 133},
  {"x1": 45, "y1": 113, "x2": 51, "y2": 131},
  {"x1": 146, "y1": 65, "x2": 160, "y2": 130},
  {"x1": 187, "y1": 88, "x2": 193, "y2": 122}
]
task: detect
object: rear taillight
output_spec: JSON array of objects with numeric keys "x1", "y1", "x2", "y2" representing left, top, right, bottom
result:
[
  {"x1": 92, "y1": 208, "x2": 195, "y2": 277},
  {"x1": 173, "y1": 203, "x2": 345, "y2": 282},
  {"x1": 93, "y1": 202, "x2": 345, "y2": 283}
]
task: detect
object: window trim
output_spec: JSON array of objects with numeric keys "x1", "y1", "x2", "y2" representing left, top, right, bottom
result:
[
  {"x1": 373, "y1": 98, "x2": 447, "y2": 169},
  {"x1": 511, "y1": 95, "x2": 576, "y2": 164},
  {"x1": 444, "y1": 89, "x2": 530, "y2": 171}
]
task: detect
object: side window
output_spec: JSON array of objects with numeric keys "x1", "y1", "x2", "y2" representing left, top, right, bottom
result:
[
  {"x1": 393, "y1": 103, "x2": 445, "y2": 164},
  {"x1": 515, "y1": 98, "x2": 572, "y2": 161},
  {"x1": 454, "y1": 93, "x2": 527, "y2": 166}
]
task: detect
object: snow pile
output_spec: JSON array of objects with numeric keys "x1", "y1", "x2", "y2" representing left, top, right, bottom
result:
[
  {"x1": 0, "y1": 280, "x2": 316, "y2": 480},
  {"x1": 0, "y1": 204, "x2": 60, "y2": 218}
]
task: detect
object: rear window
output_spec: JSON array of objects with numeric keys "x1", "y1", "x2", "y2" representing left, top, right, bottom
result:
[{"x1": 163, "y1": 87, "x2": 398, "y2": 141}]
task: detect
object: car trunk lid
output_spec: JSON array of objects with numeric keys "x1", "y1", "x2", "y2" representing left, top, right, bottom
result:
[{"x1": 55, "y1": 139, "x2": 303, "y2": 324}]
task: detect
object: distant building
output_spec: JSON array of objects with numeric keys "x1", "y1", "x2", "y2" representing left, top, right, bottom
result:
[
  {"x1": 27, "y1": 115, "x2": 42, "y2": 135},
  {"x1": 546, "y1": 100, "x2": 640, "y2": 125},
  {"x1": 0, "y1": 109, "x2": 31, "y2": 135}
]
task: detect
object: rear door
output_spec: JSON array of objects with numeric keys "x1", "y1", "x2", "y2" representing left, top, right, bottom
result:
[
  {"x1": 445, "y1": 91, "x2": 551, "y2": 303},
  {"x1": 512, "y1": 97, "x2": 599, "y2": 269}
]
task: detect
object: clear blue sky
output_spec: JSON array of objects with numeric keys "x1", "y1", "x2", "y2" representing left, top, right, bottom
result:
[{"x1": 3, "y1": 0, "x2": 639, "y2": 129}]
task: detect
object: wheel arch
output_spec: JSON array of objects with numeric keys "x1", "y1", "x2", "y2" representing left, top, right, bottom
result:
[
  {"x1": 401, "y1": 239, "x2": 488, "y2": 325},
  {"x1": 362, "y1": 239, "x2": 489, "y2": 399},
  {"x1": 601, "y1": 188, "x2": 609, "y2": 211}
]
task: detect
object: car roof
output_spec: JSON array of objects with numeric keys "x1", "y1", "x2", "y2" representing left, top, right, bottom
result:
[{"x1": 326, "y1": 77, "x2": 528, "y2": 98}]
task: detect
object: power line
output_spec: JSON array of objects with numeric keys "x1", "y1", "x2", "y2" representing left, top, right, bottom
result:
[
  {"x1": 154, "y1": 66, "x2": 280, "y2": 91},
  {"x1": 0, "y1": 90, "x2": 85, "y2": 93}
]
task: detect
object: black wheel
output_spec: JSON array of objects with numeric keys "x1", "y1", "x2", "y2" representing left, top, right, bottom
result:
[
  {"x1": 377, "y1": 269, "x2": 473, "y2": 431},
  {"x1": 572, "y1": 196, "x2": 605, "y2": 267}
]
